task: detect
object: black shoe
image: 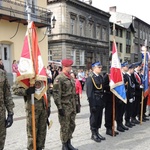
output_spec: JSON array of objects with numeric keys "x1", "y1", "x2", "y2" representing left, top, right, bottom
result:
[
  {"x1": 37, "y1": 148, "x2": 42, "y2": 150},
  {"x1": 121, "y1": 124, "x2": 129, "y2": 130},
  {"x1": 125, "y1": 122, "x2": 132, "y2": 128},
  {"x1": 143, "y1": 117, "x2": 149, "y2": 121},
  {"x1": 62, "y1": 143, "x2": 69, "y2": 150},
  {"x1": 130, "y1": 122, "x2": 135, "y2": 126},
  {"x1": 97, "y1": 132, "x2": 106, "y2": 140},
  {"x1": 131, "y1": 118, "x2": 140, "y2": 124},
  {"x1": 67, "y1": 139, "x2": 78, "y2": 150},
  {"x1": 106, "y1": 129, "x2": 119, "y2": 136},
  {"x1": 117, "y1": 126, "x2": 125, "y2": 132},
  {"x1": 91, "y1": 133, "x2": 101, "y2": 142}
]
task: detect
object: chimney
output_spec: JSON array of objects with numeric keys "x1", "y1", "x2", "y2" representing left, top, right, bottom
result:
[{"x1": 109, "y1": 6, "x2": 116, "y2": 12}]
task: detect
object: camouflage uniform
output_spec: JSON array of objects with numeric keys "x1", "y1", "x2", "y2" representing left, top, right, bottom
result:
[
  {"x1": 53, "y1": 73, "x2": 76, "y2": 143},
  {"x1": 0, "y1": 69, "x2": 14, "y2": 150},
  {"x1": 12, "y1": 85, "x2": 51, "y2": 150}
]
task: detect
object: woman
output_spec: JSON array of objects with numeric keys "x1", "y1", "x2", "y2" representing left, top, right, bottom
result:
[
  {"x1": 71, "y1": 71, "x2": 82, "y2": 113},
  {"x1": 12, "y1": 60, "x2": 18, "y2": 83}
]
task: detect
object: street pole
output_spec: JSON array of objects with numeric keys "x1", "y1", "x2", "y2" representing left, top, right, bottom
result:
[{"x1": 26, "y1": 1, "x2": 36, "y2": 150}]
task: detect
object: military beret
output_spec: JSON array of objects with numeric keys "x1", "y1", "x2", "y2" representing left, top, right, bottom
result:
[
  {"x1": 92, "y1": 61, "x2": 102, "y2": 67},
  {"x1": 61, "y1": 59, "x2": 73, "y2": 67},
  {"x1": 121, "y1": 61, "x2": 128, "y2": 67}
]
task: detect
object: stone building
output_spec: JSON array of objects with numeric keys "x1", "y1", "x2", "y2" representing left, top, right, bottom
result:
[{"x1": 47, "y1": 0, "x2": 110, "y2": 71}]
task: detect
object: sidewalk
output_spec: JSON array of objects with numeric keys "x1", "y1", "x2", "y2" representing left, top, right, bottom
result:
[{"x1": 4, "y1": 91, "x2": 150, "y2": 150}]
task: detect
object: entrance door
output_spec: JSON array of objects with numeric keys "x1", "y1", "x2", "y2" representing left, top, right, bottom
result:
[{"x1": 0, "y1": 44, "x2": 11, "y2": 73}]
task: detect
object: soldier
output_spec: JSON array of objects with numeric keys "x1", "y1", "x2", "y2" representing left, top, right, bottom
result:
[
  {"x1": 124, "y1": 64, "x2": 136, "y2": 128},
  {"x1": 12, "y1": 81, "x2": 51, "y2": 150},
  {"x1": 86, "y1": 61, "x2": 105, "y2": 142},
  {"x1": 53, "y1": 59, "x2": 78, "y2": 150},
  {"x1": 116, "y1": 62, "x2": 129, "y2": 132},
  {"x1": 0, "y1": 65, "x2": 14, "y2": 150},
  {"x1": 103, "y1": 72, "x2": 119, "y2": 136}
]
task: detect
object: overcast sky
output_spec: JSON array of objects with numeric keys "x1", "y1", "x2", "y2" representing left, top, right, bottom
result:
[{"x1": 92, "y1": 0, "x2": 150, "y2": 25}]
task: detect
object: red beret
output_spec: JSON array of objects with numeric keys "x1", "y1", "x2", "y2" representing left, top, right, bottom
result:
[{"x1": 61, "y1": 59, "x2": 73, "y2": 67}]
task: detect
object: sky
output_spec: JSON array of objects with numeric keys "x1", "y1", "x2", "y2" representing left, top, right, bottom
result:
[{"x1": 92, "y1": 0, "x2": 150, "y2": 25}]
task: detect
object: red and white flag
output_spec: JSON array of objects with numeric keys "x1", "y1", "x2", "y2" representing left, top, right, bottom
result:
[
  {"x1": 17, "y1": 22, "x2": 47, "y2": 100},
  {"x1": 109, "y1": 39, "x2": 127, "y2": 103}
]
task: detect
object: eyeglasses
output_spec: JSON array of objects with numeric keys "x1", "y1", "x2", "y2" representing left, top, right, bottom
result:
[{"x1": 98, "y1": 66, "x2": 102, "y2": 69}]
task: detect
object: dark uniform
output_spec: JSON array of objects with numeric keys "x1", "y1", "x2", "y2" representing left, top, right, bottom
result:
[
  {"x1": 124, "y1": 64, "x2": 136, "y2": 127},
  {"x1": 116, "y1": 62, "x2": 129, "y2": 132},
  {"x1": 131, "y1": 62, "x2": 143, "y2": 124},
  {"x1": 0, "y1": 68, "x2": 14, "y2": 150},
  {"x1": 103, "y1": 73, "x2": 119, "y2": 136},
  {"x1": 86, "y1": 61, "x2": 105, "y2": 142}
]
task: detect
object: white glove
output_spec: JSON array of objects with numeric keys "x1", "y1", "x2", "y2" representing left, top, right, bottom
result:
[
  {"x1": 140, "y1": 85, "x2": 143, "y2": 89},
  {"x1": 129, "y1": 98, "x2": 133, "y2": 103}
]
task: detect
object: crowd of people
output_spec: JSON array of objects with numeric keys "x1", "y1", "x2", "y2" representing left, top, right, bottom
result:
[{"x1": 1, "y1": 58, "x2": 150, "y2": 150}]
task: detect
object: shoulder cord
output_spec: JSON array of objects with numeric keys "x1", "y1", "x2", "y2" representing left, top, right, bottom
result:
[{"x1": 91, "y1": 76, "x2": 102, "y2": 89}]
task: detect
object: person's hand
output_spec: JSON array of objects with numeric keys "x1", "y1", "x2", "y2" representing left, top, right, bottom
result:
[
  {"x1": 47, "y1": 107, "x2": 51, "y2": 118},
  {"x1": 91, "y1": 107, "x2": 97, "y2": 113},
  {"x1": 6, "y1": 113, "x2": 14, "y2": 128},
  {"x1": 58, "y1": 109, "x2": 65, "y2": 116},
  {"x1": 140, "y1": 85, "x2": 143, "y2": 89},
  {"x1": 26, "y1": 86, "x2": 35, "y2": 95}
]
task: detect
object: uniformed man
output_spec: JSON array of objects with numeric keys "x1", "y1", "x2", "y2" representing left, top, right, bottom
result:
[
  {"x1": 131, "y1": 61, "x2": 143, "y2": 124},
  {"x1": 53, "y1": 59, "x2": 78, "y2": 150},
  {"x1": 124, "y1": 64, "x2": 136, "y2": 127},
  {"x1": 12, "y1": 81, "x2": 51, "y2": 150},
  {"x1": 0, "y1": 65, "x2": 14, "y2": 150},
  {"x1": 116, "y1": 62, "x2": 129, "y2": 132},
  {"x1": 86, "y1": 61, "x2": 105, "y2": 142},
  {"x1": 103, "y1": 72, "x2": 119, "y2": 136}
]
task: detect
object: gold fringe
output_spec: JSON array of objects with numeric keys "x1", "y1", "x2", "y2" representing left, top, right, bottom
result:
[{"x1": 91, "y1": 77, "x2": 102, "y2": 89}]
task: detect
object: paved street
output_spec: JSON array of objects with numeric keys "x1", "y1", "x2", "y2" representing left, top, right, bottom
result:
[{"x1": 4, "y1": 91, "x2": 150, "y2": 150}]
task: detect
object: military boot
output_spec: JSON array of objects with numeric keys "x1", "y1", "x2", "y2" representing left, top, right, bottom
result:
[
  {"x1": 37, "y1": 148, "x2": 42, "y2": 150},
  {"x1": 91, "y1": 130, "x2": 101, "y2": 142},
  {"x1": 62, "y1": 143, "x2": 69, "y2": 150},
  {"x1": 96, "y1": 130, "x2": 106, "y2": 140},
  {"x1": 67, "y1": 139, "x2": 78, "y2": 150}
]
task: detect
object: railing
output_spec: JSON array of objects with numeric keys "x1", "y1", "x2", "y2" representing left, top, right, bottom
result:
[{"x1": 0, "y1": 0, "x2": 52, "y2": 27}]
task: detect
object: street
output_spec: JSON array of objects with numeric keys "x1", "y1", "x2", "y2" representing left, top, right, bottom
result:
[{"x1": 4, "y1": 91, "x2": 150, "y2": 150}]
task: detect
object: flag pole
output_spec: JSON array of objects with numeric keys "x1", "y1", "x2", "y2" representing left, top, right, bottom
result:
[
  {"x1": 112, "y1": 23, "x2": 116, "y2": 136},
  {"x1": 140, "y1": 43, "x2": 147, "y2": 125},
  {"x1": 26, "y1": 1, "x2": 36, "y2": 149}
]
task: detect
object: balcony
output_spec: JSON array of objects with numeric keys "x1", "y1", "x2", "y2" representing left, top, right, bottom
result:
[{"x1": 0, "y1": 0, "x2": 52, "y2": 28}]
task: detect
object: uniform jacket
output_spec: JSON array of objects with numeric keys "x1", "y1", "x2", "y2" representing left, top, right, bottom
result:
[
  {"x1": 86, "y1": 73, "x2": 104, "y2": 107},
  {"x1": 0, "y1": 69, "x2": 14, "y2": 114},
  {"x1": 52, "y1": 72, "x2": 76, "y2": 110}
]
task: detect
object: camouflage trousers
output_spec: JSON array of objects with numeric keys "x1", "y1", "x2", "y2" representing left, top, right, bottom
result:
[
  {"x1": 0, "y1": 109, "x2": 6, "y2": 150},
  {"x1": 26, "y1": 108, "x2": 47, "y2": 150},
  {"x1": 58, "y1": 103, "x2": 76, "y2": 143}
]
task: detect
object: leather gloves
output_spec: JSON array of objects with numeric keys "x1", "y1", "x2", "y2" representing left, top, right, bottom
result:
[
  {"x1": 91, "y1": 107, "x2": 97, "y2": 113},
  {"x1": 26, "y1": 86, "x2": 35, "y2": 95},
  {"x1": 47, "y1": 107, "x2": 51, "y2": 118},
  {"x1": 58, "y1": 109, "x2": 65, "y2": 116},
  {"x1": 6, "y1": 113, "x2": 14, "y2": 128}
]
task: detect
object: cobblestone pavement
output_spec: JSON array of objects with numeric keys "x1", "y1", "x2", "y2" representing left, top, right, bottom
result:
[{"x1": 4, "y1": 91, "x2": 150, "y2": 150}]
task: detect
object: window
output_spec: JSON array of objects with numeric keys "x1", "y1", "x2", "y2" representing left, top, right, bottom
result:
[
  {"x1": 71, "y1": 49, "x2": 76, "y2": 65},
  {"x1": 119, "y1": 29, "x2": 123, "y2": 37},
  {"x1": 119, "y1": 43, "x2": 122, "y2": 52},
  {"x1": 79, "y1": 50, "x2": 85, "y2": 66},
  {"x1": 70, "y1": 18, "x2": 75, "y2": 34},
  {"x1": 79, "y1": 20, "x2": 85, "y2": 36},
  {"x1": 126, "y1": 31, "x2": 131, "y2": 40},
  {"x1": 96, "y1": 25, "x2": 101, "y2": 40},
  {"x1": 116, "y1": 28, "x2": 118, "y2": 36},
  {"x1": 126, "y1": 45, "x2": 131, "y2": 53},
  {"x1": 89, "y1": 22, "x2": 93, "y2": 38},
  {"x1": 102, "y1": 27, "x2": 107, "y2": 41},
  {"x1": 110, "y1": 41, "x2": 113, "y2": 51},
  {"x1": 48, "y1": 49, "x2": 52, "y2": 61}
]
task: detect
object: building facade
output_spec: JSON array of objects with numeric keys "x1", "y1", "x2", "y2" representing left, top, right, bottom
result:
[
  {"x1": 47, "y1": 0, "x2": 110, "y2": 70},
  {"x1": 109, "y1": 7, "x2": 150, "y2": 63},
  {"x1": 0, "y1": 0, "x2": 51, "y2": 73}
]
